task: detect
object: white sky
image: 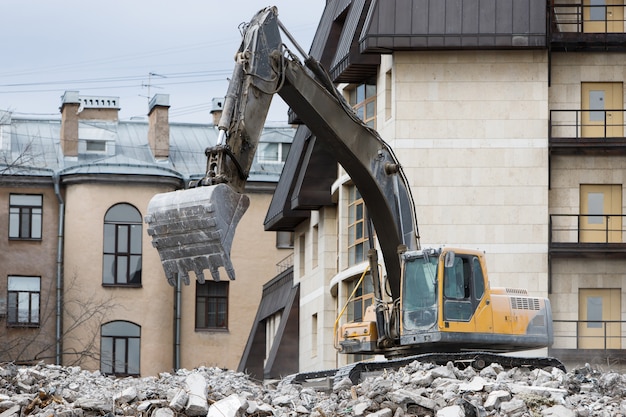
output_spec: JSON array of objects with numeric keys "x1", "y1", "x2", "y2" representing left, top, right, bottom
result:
[{"x1": 0, "y1": 1, "x2": 326, "y2": 124}]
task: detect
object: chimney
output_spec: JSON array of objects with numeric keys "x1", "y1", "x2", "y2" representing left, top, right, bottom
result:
[
  {"x1": 75, "y1": 95, "x2": 120, "y2": 121},
  {"x1": 60, "y1": 91, "x2": 120, "y2": 157},
  {"x1": 210, "y1": 97, "x2": 224, "y2": 126},
  {"x1": 60, "y1": 91, "x2": 80, "y2": 157},
  {"x1": 148, "y1": 94, "x2": 170, "y2": 159}
]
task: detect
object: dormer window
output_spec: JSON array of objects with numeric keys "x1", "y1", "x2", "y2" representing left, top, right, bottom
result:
[
  {"x1": 86, "y1": 140, "x2": 107, "y2": 153},
  {"x1": 257, "y1": 142, "x2": 291, "y2": 163}
]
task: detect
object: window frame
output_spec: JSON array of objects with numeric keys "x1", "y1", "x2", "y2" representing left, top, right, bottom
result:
[
  {"x1": 102, "y1": 203, "x2": 143, "y2": 287},
  {"x1": 100, "y1": 321, "x2": 141, "y2": 376},
  {"x1": 85, "y1": 139, "x2": 107, "y2": 153},
  {"x1": 348, "y1": 82, "x2": 377, "y2": 128},
  {"x1": 347, "y1": 186, "x2": 369, "y2": 266},
  {"x1": 346, "y1": 273, "x2": 374, "y2": 323},
  {"x1": 257, "y1": 142, "x2": 291, "y2": 163},
  {"x1": 9, "y1": 194, "x2": 43, "y2": 240},
  {"x1": 7, "y1": 276, "x2": 41, "y2": 327},
  {"x1": 195, "y1": 280, "x2": 229, "y2": 330}
]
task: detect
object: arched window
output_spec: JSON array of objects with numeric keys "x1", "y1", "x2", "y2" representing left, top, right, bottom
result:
[
  {"x1": 103, "y1": 203, "x2": 142, "y2": 286},
  {"x1": 100, "y1": 321, "x2": 140, "y2": 376}
]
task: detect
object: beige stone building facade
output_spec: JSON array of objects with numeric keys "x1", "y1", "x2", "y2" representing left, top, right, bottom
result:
[
  {"x1": 242, "y1": 0, "x2": 626, "y2": 377},
  {"x1": 0, "y1": 92, "x2": 295, "y2": 376}
]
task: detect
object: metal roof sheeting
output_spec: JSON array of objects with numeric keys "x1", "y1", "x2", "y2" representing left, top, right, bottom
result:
[{"x1": 0, "y1": 117, "x2": 295, "y2": 184}]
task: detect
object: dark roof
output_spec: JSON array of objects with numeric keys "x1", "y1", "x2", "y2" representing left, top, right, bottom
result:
[{"x1": 266, "y1": 0, "x2": 549, "y2": 232}]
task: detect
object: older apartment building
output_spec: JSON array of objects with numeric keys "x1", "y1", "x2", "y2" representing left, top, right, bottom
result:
[
  {"x1": 0, "y1": 92, "x2": 295, "y2": 376},
  {"x1": 237, "y1": 0, "x2": 626, "y2": 378}
]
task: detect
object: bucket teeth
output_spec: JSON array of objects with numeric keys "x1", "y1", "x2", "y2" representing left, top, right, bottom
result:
[{"x1": 145, "y1": 183, "x2": 250, "y2": 286}]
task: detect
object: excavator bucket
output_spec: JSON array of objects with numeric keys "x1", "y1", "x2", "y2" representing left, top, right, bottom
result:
[{"x1": 145, "y1": 184, "x2": 250, "y2": 286}]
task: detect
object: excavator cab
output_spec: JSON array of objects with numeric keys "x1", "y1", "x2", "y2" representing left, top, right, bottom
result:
[{"x1": 339, "y1": 247, "x2": 554, "y2": 357}]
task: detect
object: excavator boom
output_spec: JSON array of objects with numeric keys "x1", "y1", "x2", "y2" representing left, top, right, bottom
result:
[
  {"x1": 145, "y1": 7, "x2": 419, "y2": 293},
  {"x1": 145, "y1": 6, "x2": 558, "y2": 368}
]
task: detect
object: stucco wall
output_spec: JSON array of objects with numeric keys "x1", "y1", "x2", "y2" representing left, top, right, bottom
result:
[
  {"x1": 62, "y1": 182, "x2": 174, "y2": 376},
  {"x1": 0, "y1": 184, "x2": 59, "y2": 363},
  {"x1": 62, "y1": 182, "x2": 283, "y2": 376},
  {"x1": 178, "y1": 191, "x2": 289, "y2": 371}
]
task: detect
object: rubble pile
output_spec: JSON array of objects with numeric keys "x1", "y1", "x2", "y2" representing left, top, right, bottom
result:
[{"x1": 1, "y1": 360, "x2": 626, "y2": 417}]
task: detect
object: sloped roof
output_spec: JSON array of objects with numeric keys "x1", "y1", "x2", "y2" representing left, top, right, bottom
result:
[{"x1": 0, "y1": 117, "x2": 294, "y2": 184}]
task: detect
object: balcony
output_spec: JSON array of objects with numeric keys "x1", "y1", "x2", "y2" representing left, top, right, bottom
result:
[
  {"x1": 549, "y1": 214, "x2": 626, "y2": 257},
  {"x1": 549, "y1": 1, "x2": 626, "y2": 51},
  {"x1": 550, "y1": 319, "x2": 626, "y2": 367},
  {"x1": 549, "y1": 109, "x2": 626, "y2": 155}
]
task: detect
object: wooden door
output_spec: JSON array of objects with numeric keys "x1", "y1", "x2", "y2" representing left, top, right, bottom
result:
[
  {"x1": 579, "y1": 289, "x2": 621, "y2": 349},
  {"x1": 581, "y1": 82, "x2": 623, "y2": 138},
  {"x1": 583, "y1": 0, "x2": 625, "y2": 33},
  {"x1": 580, "y1": 184, "x2": 622, "y2": 243}
]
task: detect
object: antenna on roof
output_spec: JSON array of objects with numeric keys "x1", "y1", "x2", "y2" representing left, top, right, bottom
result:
[{"x1": 140, "y1": 72, "x2": 166, "y2": 100}]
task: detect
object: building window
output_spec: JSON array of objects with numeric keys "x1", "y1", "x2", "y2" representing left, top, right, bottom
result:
[
  {"x1": 257, "y1": 142, "x2": 291, "y2": 163},
  {"x1": 312, "y1": 224, "x2": 319, "y2": 269},
  {"x1": 276, "y1": 231, "x2": 294, "y2": 249},
  {"x1": 103, "y1": 204, "x2": 142, "y2": 286},
  {"x1": 347, "y1": 273, "x2": 374, "y2": 323},
  {"x1": 101, "y1": 321, "x2": 140, "y2": 376},
  {"x1": 311, "y1": 313, "x2": 318, "y2": 357},
  {"x1": 9, "y1": 194, "x2": 43, "y2": 240},
  {"x1": 265, "y1": 311, "x2": 281, "y2": 363},
  {"x1": 196, "y1": 281, "x2": 228, "y2": 330},
  {"x1": 7, "y1": 276, "x2": 40, "y2": 327},
  {"x1": 348, "y1": 186, "x2": 369, "y2": 266},
  {"x1": 298, "y1": 234, "x2": 306, "y2": 276},
  {"x1": 85, "y1": 140, "x2": 107, "y2": 152},
  {"x1": 348, "y1": 83, "x2": 376, "y2": 128}
]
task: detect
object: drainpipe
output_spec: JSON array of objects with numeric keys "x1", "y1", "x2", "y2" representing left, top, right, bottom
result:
[
  {"x1": 53, "y1": 173, "x2": 65, "y2": 365},
  {"x1": 173, "y1": 177, "x2": 191, "y2": 370},
  {"x1": 174, "y1": 274, "x2": 181, "y2": 370}
]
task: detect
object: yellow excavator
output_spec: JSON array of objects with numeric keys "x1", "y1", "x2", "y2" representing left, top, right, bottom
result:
[{"x1": 145, "y1": 7, "x2": 562, "y2": 374}]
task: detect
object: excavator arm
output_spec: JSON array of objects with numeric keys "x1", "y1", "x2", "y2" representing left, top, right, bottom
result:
[
  {"x1": 145, "y1": 7, "x2": 559, "y2": 361},
  {"x1": 146, "y1": 7, "x2": 420, "y2": 299}
]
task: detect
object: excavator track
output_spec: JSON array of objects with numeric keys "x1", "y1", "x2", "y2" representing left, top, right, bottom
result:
[{"x1": 284, "y1": 353, "x2": 565, "y2": 390}]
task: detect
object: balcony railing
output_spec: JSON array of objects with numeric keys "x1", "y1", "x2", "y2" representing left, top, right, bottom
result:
[
  {"x1": 549, "y1": 109, "x2": 626, "y2": 154},
  {"x1": 549, "y1": 1, "x2": 626, "y2": 51},
  {"x1": 552, "y1": 319, "x2": 625, "y2": 350},
  {"x1": 549, "y1": 214, "x2": 626, "y2": 259},
  {"x1": 550, "y1": 109, "x2": 626, "y2": 139},
  {"x1": 276, "y1": 252, "x2": 294, "y2": 274},
  {"x1": 550, "y1": 213, "x2": 626, "y2": 243},
  {"x1": 551, "y1": 2, "x2": 626, "y2": 34}
]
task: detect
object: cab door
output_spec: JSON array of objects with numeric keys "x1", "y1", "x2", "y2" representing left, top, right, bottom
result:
[
  {"x1": 441, "y1": 254, "x2": 492, "y2": 333},
  {"x1": 581, "y1": 82, "x2": 623, "y2": 138}
]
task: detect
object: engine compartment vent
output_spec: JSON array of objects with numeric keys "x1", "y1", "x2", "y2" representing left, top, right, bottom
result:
[
  {"x1": 505, "y1": 288, "x2": 529, "y2": 295},
  {"x1": 511, "y1": 297, "x2": 541, "y2": 311}
]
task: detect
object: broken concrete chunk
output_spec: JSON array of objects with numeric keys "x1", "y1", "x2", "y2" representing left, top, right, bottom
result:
[
  {"x1": 207, "y1": 394, "x2": 246, "y2": 417},
  {"x1": 184, "y1": 373, "x2": 208, "y2": 416},
  {"x1": 168, "y1": 388, "x2": 188, "y2": 412}
]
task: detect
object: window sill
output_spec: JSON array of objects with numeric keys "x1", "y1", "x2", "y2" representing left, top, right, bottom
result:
[
  {"x1": 7, "y1": 323, "x2": 40, "y2": 328},
  {"x1": 8, "y1": 238, "x2": 42, "y2": 242},
  {"x1": 102, "y1": 283, "x2": 143, "y2": 288},
  {"x1": 195, "y1": 328, "x2": 229, "y2": 333}
]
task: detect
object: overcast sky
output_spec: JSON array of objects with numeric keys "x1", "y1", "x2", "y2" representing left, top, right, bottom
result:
[{"x1": 0, "y1": 1, "x2": 325, "y2": 124}]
